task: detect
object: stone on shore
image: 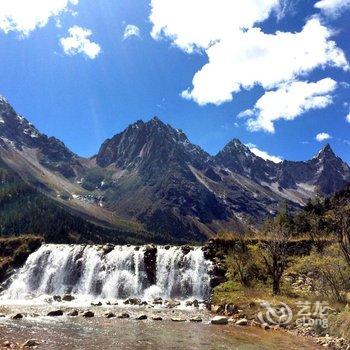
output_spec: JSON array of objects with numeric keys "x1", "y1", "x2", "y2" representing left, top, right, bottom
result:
[
  {"x1": 211, "y1": 316, "x2": 228, "y2": 325},
  {"x1": 225, "y1": 303, "x2": 238, "y2": 316},
  {"x1": 211, "y1": 304, "x2": 224, "y2": 314},
  {"x1": 190, "y1": 316, "x2": 202, "y2": 322},
  {"x1": 117, "y1": 312, "x2": 130, "y2": 319},
  {"x1": 105, "y1": 312, "x2": 116, "y2": 318},
  {"x1": 236, "y1": 318, "x2": 248, "y2": 326}
]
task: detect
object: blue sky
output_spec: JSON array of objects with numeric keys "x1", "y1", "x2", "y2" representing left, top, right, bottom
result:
[{"x1": 0, "y1": 0, "x2": 349, "y2": 163}]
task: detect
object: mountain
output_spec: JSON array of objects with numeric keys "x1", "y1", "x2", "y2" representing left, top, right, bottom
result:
[{"x1": 0, "y1": 96, "x2": 349, "y2": 242}]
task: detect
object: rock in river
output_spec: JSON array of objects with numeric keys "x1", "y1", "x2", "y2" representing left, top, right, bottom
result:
[
  {"x1": 83, "y1": 311, "x2": 94, "y2": 318},
  {"x1": 47, "y1": 310, "x2": 63, "y2": 317},
  {"x1": 211, "y1": 316, "x2": 228, "y2": 325},
  {"x1": 62, "y1": 294, "x2": 75, "y2": 302},
  {"x1": 136, "y1": 314, "x2": 147, "y2": 320},
  {"x1": 151, "y1": 315, "x2": 163, "y2": 321}
]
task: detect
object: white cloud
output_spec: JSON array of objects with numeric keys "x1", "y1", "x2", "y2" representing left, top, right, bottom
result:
[
  {"x1": 60, "y1": 26, "x2": 101, "y2": 59},
  {"x1": 243, "y1": 78, "x2": 337, "y2": 133},
  {"x1": 182, "y1": 19, "x2": 347, "y2": 105},
  {"x1": 316, "y1": 132, "x2": 332, "y2": 142},
  {"x1": 150, "y1": 0, "x2": 280, "y2": 53},
  {"x1": 245, "y1": 143, "x2": 282, "y2": 163},
  {"x1": 150, "y1": 1, "x2": 348, "y2": 106},
  {"x1": 346, "y1": 113, "x2": 350, "y2": 123},
  {"x1": 0, "y1": 0, "x2": 78, "y2": 36},
  {"x1": 123, "y1": 24, "x2": 141, "y2": 40},
  {"x1": 315, "y1": 0, "x2": 350, "y2": 16}
]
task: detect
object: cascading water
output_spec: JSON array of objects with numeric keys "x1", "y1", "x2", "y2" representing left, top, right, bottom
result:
[{"x1": 1, "y1": 244, "x2": 212, "y2": 302}]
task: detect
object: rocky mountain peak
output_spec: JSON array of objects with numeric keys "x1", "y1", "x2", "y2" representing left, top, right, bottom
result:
[
  {"x1": 0, "y1": 95, "x2": 81, "y2": 178},
  {"x1": 313, "y1": 143, "x2": 336, "y2": 161},
  {"x1": 96, "y1": 117, "x2": 209, "y2": 169}
]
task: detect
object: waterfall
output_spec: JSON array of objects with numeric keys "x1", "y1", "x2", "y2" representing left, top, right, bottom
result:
[{"x1": 1, "y1": 244, "x2": 212, "y2": 302}]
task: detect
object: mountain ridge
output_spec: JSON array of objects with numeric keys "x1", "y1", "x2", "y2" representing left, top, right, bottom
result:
[{"x1": 0, "y1": 96, "x2": 349, "y2": 242}]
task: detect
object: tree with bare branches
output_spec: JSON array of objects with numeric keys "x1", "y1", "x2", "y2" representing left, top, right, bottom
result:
[
  {"x1": 259, "y1": 212, "x2": 292, "y2": 295},
  {"x1": 333, "y1": 206, "x2": 350, "y2": 267}
]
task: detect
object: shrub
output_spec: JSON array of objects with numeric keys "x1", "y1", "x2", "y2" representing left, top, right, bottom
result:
[{"x1": 290, "y1": 245, "x2": 350, "y2": 303}]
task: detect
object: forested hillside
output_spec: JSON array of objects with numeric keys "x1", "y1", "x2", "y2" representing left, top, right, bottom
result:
[{"x1": 0, "y1": 159, "x2": 153, "y2": 244}]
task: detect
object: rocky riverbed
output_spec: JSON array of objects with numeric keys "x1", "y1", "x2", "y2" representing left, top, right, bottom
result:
[{"x1": 0, "y1": 302, "x2": 324, "y2": 349}]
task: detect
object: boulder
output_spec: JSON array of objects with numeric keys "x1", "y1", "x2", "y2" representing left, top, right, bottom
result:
[
  {"x1": 236, "y1": 318, "x2": 248, "y2": 326},
  {"x1": 153, "y1": 297, "x2": 163, "y2": 305},
  {"x1": 53, "y1": 295, "x2": 61, "y2": 302},
  {"x1": 211, "y1": 316, "x2": 228, "y2": 325},
  {"x1": 21, "y1": 339, "x2": 40, "y2": 348},
  {"x1": 190, "y1": 316, "x2": 202, "y2": 322},
  {"x1": 106, "y1": 300, "x2": 118, "y2": 306},
  {"x1": 47, "y1": 310, "x2": 63, "y2": 317},
  {"x1": 62, "y1": 294, "x2": 75, "y2": 302},
  {"x1": 11, "y1": 313, "x2": 23, "y2": 320},
  {"x1": 82, "y1": 311, "x2": 94, "y2": 318},
  {"x1": 136, "y1": 314, "x2": 147, "y2": 320},
  {"x1": 105, "y1": 312, "x2": 116, "y2": 318},
  {"x1": 67, "y1": 310, "x2": 79, "y2": 317},
  {"x1": 139, "y1": 301, "x2": 148, "y2": 306},
  {"x1": 117, "y1": 313, "x2": 130, "y2": 319}
]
